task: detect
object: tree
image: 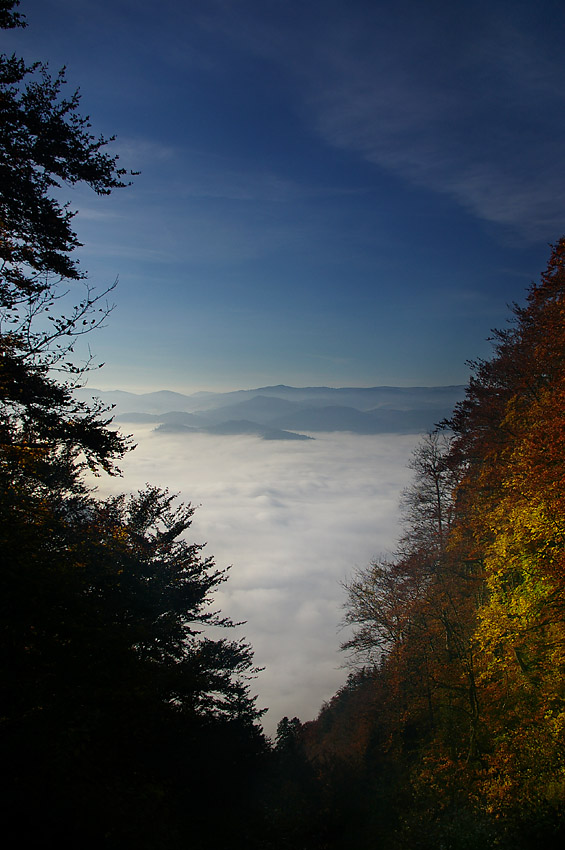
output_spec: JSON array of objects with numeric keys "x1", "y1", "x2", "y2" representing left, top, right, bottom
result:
[
  {"x1": 340, "y1": 430, "x2": 484, "y2": 838},
  {"x1": 289, "y1": 240, "x2": 565, "y2": 849},
  {"x1": 0, "y1": 3, "x2": 131, "y2": 293},
  {"x1": 341, "y1": 433, "x2": 459, "y2": 667},
  {"x1": 444, "y1": 239, "x2": 565, "y2": 830},
  {"x1": 0, "y1": 482, "x2": 266, "y2": 847},
  {"x1": 0, "y1": 1, "x2": 136, "y2": 491},
  {"x1": 399, "y1": 432, "x2": 457, "y2": 558},
  {"x1": 0, "y1": 0, "x2": 24, "y2": 28},
  {"x1": 0, "y1": 6, "x2": 268, "y2": 845}
]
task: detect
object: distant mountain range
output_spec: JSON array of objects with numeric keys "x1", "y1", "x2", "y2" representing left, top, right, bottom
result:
[{"x1": 76, "y1": 384, "x2": 466, "y2": 440}]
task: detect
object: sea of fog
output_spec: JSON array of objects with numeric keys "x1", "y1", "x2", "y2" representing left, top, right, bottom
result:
[{"x1": 91, "y1": 426, "x2": 421, "y2": 737}]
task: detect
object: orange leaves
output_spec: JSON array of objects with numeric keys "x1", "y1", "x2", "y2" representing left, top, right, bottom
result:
[
  {"x1": 315, "y1": 242, "x2": 565, "y2": 842},
  {"x1": 474, "y1": 699, "x2": 565, "y2": 818},
  {"x1": 438, "y1": 239, "x2": 565, "y2": 827}
]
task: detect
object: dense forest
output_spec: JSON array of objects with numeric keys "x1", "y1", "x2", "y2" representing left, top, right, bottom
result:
[
  {"x1": 289, "y1": 238, "x2": 565, "y2": 847},
  {"x1": 1, "y1": 2, "x2": 565, "y2": 847}
]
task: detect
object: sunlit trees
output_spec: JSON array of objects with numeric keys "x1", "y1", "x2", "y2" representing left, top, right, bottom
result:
[
  {"x1": 447, "y1": 238, "x2": 565, "y2": 829},
  {"x1": 334, "y1": 239, "x2": 565, "y2": 847}
]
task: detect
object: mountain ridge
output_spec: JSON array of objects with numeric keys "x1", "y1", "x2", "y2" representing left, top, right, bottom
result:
[{"x1": 77, "y1": 384, "x2": 465, "y2": 437}]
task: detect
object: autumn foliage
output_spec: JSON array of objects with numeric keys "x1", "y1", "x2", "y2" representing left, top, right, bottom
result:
[{"x1": 290, "y1": 239, "x2": 565, "y2": 849}]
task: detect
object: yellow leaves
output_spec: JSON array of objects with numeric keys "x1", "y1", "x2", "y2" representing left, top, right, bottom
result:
[
  {"x1": 544, "y1": 772, "x2": 565, "y2": 808},
  {"x1": 476, "y1": 705, "x2": 565, "y2": 817},
  {"x1": 462, "y1": 392, "x2": 565, "y2": 816},
  {"x1": 111, "y1": 525, "x2": 129, "y2": 543},
  {"x1": 396, "y1": 243, "x2": 565, "y2": 830},
  {"x1": 471, "y1": 496, "x2": 565, "y2": 812},
  {"x1": 475, "y1": 536, "x2": 556, "y2": 684}
]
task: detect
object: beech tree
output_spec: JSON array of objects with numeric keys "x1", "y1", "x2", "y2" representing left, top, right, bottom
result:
[
  {"x1": 260, "y1": 242, "x2": 565, "y2": 850},
  {"x1": 341, "y1": 433, "x2": 459, "y2": 667},
  {"x1": 444, "y1": 238, "x2": 565, "y2": 826}
]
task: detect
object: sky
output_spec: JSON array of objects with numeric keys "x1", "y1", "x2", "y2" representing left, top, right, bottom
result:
[{"x1": 5, "y1": 0, "x2": 565, "y2": 393}]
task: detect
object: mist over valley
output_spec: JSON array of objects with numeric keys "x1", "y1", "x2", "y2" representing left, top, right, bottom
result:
[{"x1": 83, "y1": 383, "x2": 464, "y2": 733}]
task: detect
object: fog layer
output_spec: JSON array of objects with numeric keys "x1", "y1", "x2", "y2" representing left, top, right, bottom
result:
[{"x1": 94, "y1": 427, "x2": 420, "y2": 735}]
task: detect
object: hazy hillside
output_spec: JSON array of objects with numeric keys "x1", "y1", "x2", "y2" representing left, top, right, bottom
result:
[
  {"x1": 155, "y1": 419, "x2": 313, "y2": 440},
  {"x1": 79, "y1": 385, "x2": 466, "y2": 436}
]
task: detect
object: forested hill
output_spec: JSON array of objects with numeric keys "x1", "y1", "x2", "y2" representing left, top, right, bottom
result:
[
  {"x1": 78, "y1": 384, "x2": 466, "y2": 438},
  {"x1": 270, "y1": 239, "x2": 565, "y2": 849}
]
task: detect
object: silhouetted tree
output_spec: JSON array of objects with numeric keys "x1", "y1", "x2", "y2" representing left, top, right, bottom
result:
[
  {"x1": 0, "y1": 0, "x2": 136, "y2": 493},
  {"x1": 1, "y1": 481, "x2": 266, "y2": 847},
  {"x1": 0, "y1": 6, "x2": 268, "y2": 846}
]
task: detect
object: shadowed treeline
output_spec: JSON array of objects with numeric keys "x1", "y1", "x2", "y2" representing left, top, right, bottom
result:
[{"x1": 0, "y1": 3, "x2": 267, "y2": 845}]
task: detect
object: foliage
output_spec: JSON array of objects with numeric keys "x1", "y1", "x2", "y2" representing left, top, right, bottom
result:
[
  {"x1": 1, "y1": 479, "x2": 267, "y2": 846},
  {"x1": 285, "y1": 239, "x2": 565, "y2": 849},
  {"x1": 0, "y1": 0, "x2": 138, "y2": 489},
  {"x1": 0, "y1": 5, "x2": 268, "y2": 846}
]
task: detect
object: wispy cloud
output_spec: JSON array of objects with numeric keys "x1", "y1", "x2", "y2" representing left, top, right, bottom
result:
[
  {"x1": 194, "y1": 0, "x2": 565, "y2": 240},
  {"x1": 303, "y1": 15, "x2": 565, "y2": 239}
]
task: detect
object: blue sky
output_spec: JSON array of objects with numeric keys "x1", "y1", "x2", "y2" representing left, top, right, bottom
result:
[{"x1": 6, "y1": 0, "x2": 565, "y2": 392}]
